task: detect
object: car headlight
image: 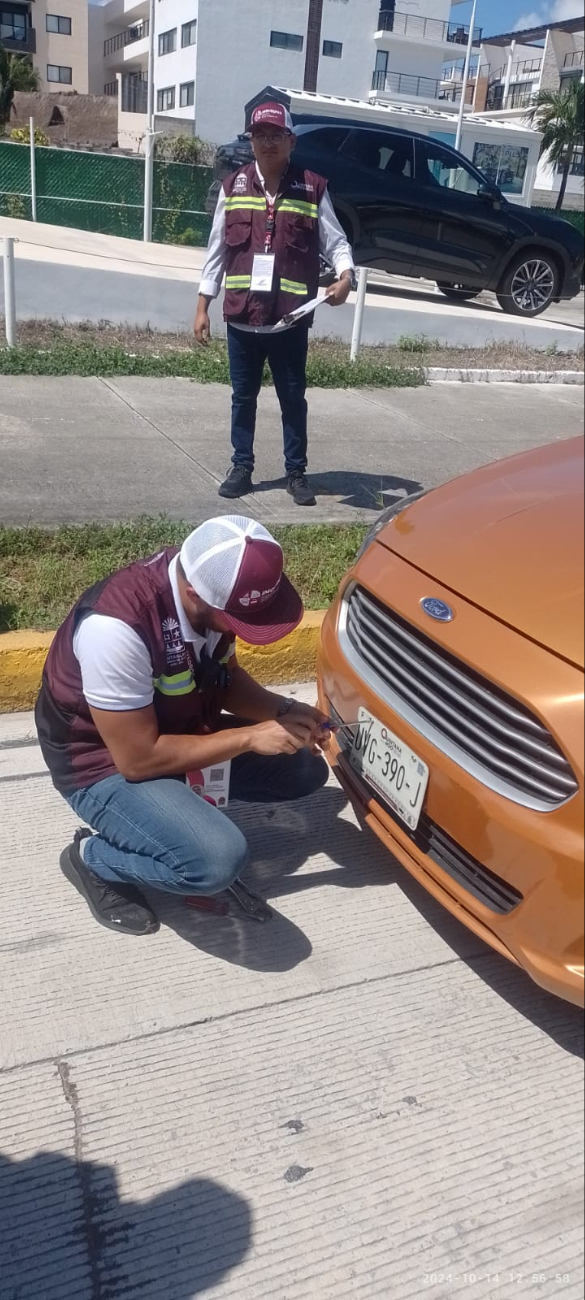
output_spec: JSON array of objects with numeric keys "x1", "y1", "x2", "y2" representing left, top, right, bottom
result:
[{"x1": 356, "y1": 491, "x2": 428, "y2": 561}]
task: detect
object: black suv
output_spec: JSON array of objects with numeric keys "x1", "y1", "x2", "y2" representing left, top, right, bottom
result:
[{"x1": 207, "y1": 118, "x2": 584, "y2": 318}]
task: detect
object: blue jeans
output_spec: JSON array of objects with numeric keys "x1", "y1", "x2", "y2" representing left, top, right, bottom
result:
[
  {"x1": 65, "y1": 746, "x2": 328, "y2": 896},
  {"x1": 227, "y1": 322, "x2": 309, "y2": 475}
]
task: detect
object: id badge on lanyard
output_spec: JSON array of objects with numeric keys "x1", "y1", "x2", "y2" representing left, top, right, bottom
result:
[{"x1": 250, "y1": 195, "x2": 277, "y2": 293}]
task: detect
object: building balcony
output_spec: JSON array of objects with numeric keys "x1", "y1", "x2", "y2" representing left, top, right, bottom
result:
[
  {"x1": 104, "y1": 81, "x2": 119, "y2": 97},
  {"x1": 485, "y1": 85, "x2": 538, "y2": 112},
  {"x1": 438, "y1": 83, "x2": 475, "y2": 106},
  {"x1": 0, "y1": 25, "x2": 36, "y2": 55},
  {"x1": 104, "y1": 20, "x2": 149, "y2": 60},
  {"x1": 564, "y1": 49, "x2": 584, "y2": 68},
  {"x1": 371, "y1": 68, "x2": 441, "y2": 102},
  {"x1": 375, "y1": 9, "x2": 482, "y2": 50}
]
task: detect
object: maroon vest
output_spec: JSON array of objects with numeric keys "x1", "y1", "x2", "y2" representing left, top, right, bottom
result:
[
  {"x1": 222, "y1": 162, "x2": 327, "y2": 327},
  {"x1": 35, "y1": 549, "x2": 234, "y2": 794}
]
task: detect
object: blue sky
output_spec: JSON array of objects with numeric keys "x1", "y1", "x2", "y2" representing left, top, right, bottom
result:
[{"x1": 455, "y1": 0, "x2": 583, "y2": 39}]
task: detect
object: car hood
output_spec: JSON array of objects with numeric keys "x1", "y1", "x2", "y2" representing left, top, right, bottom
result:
[{"x1": 378, "y1": 438, "x2": 584, "y2": 668}]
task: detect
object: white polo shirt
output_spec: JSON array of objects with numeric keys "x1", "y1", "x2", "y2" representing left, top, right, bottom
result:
[{"x1": 72, "y1": 555, "x2": 226, "y2": 712}]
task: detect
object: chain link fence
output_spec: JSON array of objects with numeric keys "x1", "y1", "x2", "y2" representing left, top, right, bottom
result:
[{"x1": 0, "y1": 141, "x2": 213, "y2": 245}]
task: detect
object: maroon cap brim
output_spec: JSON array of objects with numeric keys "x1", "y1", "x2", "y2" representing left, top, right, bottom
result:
[{"x1": 222, "y1": 573, "x2": 304, "y2": 646}]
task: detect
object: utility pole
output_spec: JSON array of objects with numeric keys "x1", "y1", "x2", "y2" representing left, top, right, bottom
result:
[{"x1": 304, "y1": 0, "x2": 324, "y2": 93}]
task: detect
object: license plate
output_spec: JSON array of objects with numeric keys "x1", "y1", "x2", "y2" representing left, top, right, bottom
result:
[{"x1": 348, "y1": 708, "x2": 429, "y2": 831}]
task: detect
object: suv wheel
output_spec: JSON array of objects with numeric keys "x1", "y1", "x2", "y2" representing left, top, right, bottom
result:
[
  {"x1": 436, "y1": 282, "x2": 478, "y2": 302},
  {"x1": 497, "y1": 252, "x2": 559, "y2": 318}
]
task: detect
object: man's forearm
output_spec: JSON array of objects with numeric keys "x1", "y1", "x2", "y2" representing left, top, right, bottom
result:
[
  {"x1": 221, "y1": 665, "x2": 285, "y2": 723},
  {"x1": 126, "y1": 725, "x2": 253, "y2": 782}
]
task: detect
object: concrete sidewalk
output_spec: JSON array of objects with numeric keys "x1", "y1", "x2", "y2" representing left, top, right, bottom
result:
[
  {"x1": 1, "y1": 694, "x2": 583, "y2": 1300},
  {"x1": 1, "y1": 376, "x2": 583, "y2": 526}
]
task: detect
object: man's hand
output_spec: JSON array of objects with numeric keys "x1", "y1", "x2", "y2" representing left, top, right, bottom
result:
[
  {"x1": 194, "y1": 302, "x2": 211, "y2": 346},
  {"x1": 285, "y1": 700, "x2": 330, "y2": 731},
  {"x1": 249, "y1": 716, "x2": 319, "y2": 756},
  {"x1": 325, "y1": 275, "x2": 352, "y2": 308}
]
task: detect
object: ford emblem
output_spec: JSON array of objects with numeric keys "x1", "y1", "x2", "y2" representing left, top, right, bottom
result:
[{"x1": 421, "y1": 597, "x2": 454, "y2": 623}]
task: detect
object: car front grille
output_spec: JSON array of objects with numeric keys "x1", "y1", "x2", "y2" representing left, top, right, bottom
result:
[
  {"x1": 339, "y1": 584, "x2": 579, "y2": 812},
  {"x1": 329, "y1": 705, "x2": 522, "y2": 915}
]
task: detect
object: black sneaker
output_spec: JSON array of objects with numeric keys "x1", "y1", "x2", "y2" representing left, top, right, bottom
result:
[
  {"x1": 287, "y1": 471, "x2": 316, "y2": 507},
  {"x1": 218, "y1": 466, "x2": 254, "y2": 499},
  {"x1": 60, "y1": 829, "x2": 159, "y2": 936}
]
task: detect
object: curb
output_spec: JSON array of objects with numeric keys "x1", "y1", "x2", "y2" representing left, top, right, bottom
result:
[
  {"x1": 0, "y1": 613, "x2": 326, "y2": 714},
  {"x1": 426, "y1": 367, "x2": 584, "y2": 384}
]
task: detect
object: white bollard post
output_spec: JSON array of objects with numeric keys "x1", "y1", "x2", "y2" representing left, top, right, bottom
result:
[
  {"x1": 143, "y1": 128, "x2": 154, "y2": 242},
  {"x1": 29, "y1": 115, "x2": 38, "y2": 221},
  {"x1": 3, "y1": 238, "x2": 17, "y2": 347},
  {"x1": 350, "y1": 266, "x2": 369, "y2": 363}
]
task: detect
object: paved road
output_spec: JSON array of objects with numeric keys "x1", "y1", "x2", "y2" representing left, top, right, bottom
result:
[
  {"x1": 0, "y1": 376, "x2": 582, "y2": 526},
  {"x1": 2, "y1": 253, "x2": 583, "y2": 350},
  {"x1": 1, "y1": 695, "x2": 583, "y2": 1300}
]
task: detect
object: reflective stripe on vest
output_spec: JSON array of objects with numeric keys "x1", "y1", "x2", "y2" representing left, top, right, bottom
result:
[
  {"x1": 225, "y1": 275, "x2": 252, "y2": 290},
  {"x1": 225, "y1": 197, "x2": 266, "y2": 212},
  {"x1": 280, "y1": 278, "x2": 308, "y2": 296},
  {"x1": 154, "y1": 670, "x2": 196, "y2": 697},
  {"x1": 278, "y1": 199, "x2": 319, "y2": 220}
]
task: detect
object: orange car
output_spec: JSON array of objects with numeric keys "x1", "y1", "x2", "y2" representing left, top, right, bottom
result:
[{"x1": 318, "y1": 437, "x2": 584, "y2": 1007}]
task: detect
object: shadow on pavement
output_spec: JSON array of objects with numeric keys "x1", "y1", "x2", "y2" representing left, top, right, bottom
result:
[
  {"x1": 253, "y1": 472, "x2": 424, "y2": 512},
  {"x1": 161, "y1": 782, "x2": 584, "y2": 1060},
  {"x1": 0, "y1": 1149, "x2": 251, "y2": 1300}
]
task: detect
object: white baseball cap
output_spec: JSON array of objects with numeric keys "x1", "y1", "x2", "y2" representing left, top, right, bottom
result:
[{"x1": 180, "y1": 516, "x2": 303, "y2": 645}]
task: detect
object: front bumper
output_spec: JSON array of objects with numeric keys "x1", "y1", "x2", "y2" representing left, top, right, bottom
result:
[{"x1": 318, "y1": 553, "x2": 584, "y2": 1008}]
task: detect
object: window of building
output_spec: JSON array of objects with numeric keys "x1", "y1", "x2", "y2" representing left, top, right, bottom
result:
[
  {"x1": 556, "y1": 150, "x2": 585, "y2": 177},
  {"x1": 47, "y1": 64, "x2": 72, "y2": 83},
  {"x1": 181, "y1": 19, "x2": 197, "y2": 47},
  {"x1": 157, "y1": 85, "x2": 175, "y2": 111},
  {"x1": 158, "y1": 27, "x2": 176, "y2": 55},
  {"x1": 179, "y1": 80, "x2": 194, "y2": 108},
  {"x1": 473, "y1": 141, "x2": 529, "y2": 195},
  {"x1": 270, "y1": 30, "x2": 303, "y2": 52},
  {"x1": 323, "y1": 40, "x2": 342, "y2": 58},
  {"x1": 46, "y1": 14, "x2": 72, "y2": 34},
  {"x1": 1, "y1": 8, "x2": 27, "y2": 42}
]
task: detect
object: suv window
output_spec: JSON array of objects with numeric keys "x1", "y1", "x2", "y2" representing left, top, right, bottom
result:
[
  {"x1": 416, "y1": 140, "x2": 481, "y2": 195},
  {"x1": 301, "y1": 126, "x2": 348, "y2": 152},
  {"x1": 341, "y1": 130, "x2": 414, "y2": 178}
]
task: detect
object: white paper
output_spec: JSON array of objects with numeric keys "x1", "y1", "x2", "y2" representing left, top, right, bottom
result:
[
  {"x1": 271, "y1": 292, "x2": 329, "y2": 333},
  {"x1": 250, "y1": 254, "x2": 276, "y2": 293}
]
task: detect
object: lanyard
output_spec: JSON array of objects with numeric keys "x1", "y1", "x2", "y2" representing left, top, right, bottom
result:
[{"x1": 264, "y1": 196, "x2": 276, "y2": 254}]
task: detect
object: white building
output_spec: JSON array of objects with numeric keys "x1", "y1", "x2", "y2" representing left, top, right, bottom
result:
[
  {"x1": 469, "y1": 16, "x2": 584, "y2": 209},
  {"x1": 93, "y1": 0, "x2": 483, "y2": 149}
]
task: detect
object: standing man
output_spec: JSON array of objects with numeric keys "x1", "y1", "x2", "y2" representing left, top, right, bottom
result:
[
  {"x1": 194, "y1": 101, "x2": 355, "y2": 507},
  {"x1": 35, "y1": 516, "x2": 329, "y2": 936}
]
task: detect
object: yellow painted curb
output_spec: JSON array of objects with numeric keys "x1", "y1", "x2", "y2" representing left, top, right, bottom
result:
[
  {"x1": 0, "y1": 631, "x2": 55, "y2": 714},
  {"x1": 0, "y1": 612, "x2": 325, "y2": 714}
]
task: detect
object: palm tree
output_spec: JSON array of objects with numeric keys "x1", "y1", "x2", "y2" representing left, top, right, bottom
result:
[
  {"x1": 0, "y1": 45, "x2": 40, "y2": 128},
  {"x1": 529, "y1": 80, "x2": 585, "y2": 212}
]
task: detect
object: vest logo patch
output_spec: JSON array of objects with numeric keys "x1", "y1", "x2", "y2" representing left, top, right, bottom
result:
[
  {"x1": 233, "y1": 173, "x2": 248, "y2": 193},
  {"x1": 291, "y1": 181, "x2": 315, "y2": 192},
  {"x1": 162, "y1": 616, "x2": 186, "y2": 665}
]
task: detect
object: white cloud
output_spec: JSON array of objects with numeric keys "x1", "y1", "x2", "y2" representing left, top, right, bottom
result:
[{"x1": 514, "y1": 1, "x2": 583, "y2": 29}]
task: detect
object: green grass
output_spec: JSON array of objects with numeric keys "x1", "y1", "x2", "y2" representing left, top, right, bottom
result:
[
  {"x1": 0, "y1": 520, "x2": 368, "y2": 632},
  {"x1": 0, "y1": 340, "x2": 424, "y2": 389}
]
